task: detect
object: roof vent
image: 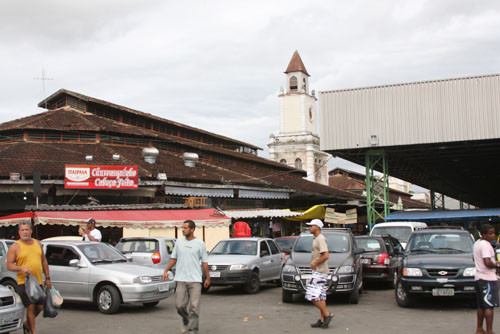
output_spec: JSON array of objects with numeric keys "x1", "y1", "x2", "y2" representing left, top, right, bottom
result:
[
  {"x1": 183, "y1": 152, "x2": 199, "y2": 168},
  {"x1": 142, "y1": 147, "x2": 159, "y2": 164}
]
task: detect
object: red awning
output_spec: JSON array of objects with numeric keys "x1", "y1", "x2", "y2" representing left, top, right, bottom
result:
[
  {"x1": 0, "y1": 212, "x2": 33, "y2": 226},
  {"x1": 0, "y1": 209, "x2": 230, "y2": 228}
]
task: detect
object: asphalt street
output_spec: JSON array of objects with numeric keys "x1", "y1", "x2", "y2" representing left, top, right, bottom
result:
[{"x1": 29, "y1": 283, "x2": 495, "y2": 334}]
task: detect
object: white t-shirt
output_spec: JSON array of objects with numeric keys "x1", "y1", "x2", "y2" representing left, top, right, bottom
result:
[
  {"x1": 473, "y1": 239, "x2": 497, "y2": 281},
  {"x1": 84, "y1": 228, "x2": 102, "y2": 242}
]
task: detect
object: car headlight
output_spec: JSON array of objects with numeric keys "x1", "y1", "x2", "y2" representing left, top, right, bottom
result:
[
  {"x1": 463, "y1": 267, "x2": 476, "y2": 277},
  {"x1": 133, "y1": 276, "x2": 153, "y2": 284},
  {"x1": 403, "y1": 268, "x2": 423, "y2": 277},
  {"x1": 337, "y1": 266, "x2": 354, "y2": 274},
  {"x1": 229, "y1": 264, "x2": 248, "y2": 270},
  {"x1": 282, "y1": 264, "x2": 298, "y2": 273},
  {"x1": 14, "y1": 292, "x2": 22, "y2": 305}
]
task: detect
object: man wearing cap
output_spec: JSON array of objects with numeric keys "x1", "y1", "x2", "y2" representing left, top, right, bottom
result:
[
  {"x1": 305, "y1": 219, "x2": 333, "y2": 329},
  {"x1": 82, "y1": 218, "x2": 102, "y2": 242}
]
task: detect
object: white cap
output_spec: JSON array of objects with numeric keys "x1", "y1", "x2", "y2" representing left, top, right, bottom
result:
[{"x1": 306, "y1": 219, "x2": 324, "y2": 228}]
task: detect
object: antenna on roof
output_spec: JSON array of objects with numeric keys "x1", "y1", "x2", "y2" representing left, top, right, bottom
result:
[{"x1": 33, "y1": 68, "x2": 54, "y2": 110}]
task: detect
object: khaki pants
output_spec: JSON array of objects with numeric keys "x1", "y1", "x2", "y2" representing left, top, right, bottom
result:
[{"x1": 176, "y1": 282, "x2": 202, "y2": 334}]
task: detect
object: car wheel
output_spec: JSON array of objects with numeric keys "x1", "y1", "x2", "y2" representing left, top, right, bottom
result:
[
  {"x1": 1, "y1": 279, "x2": 18, "y2": 294},
  {"x1": 97, "y1": 285, "x2": 121, "y2": 314},
  {"x1": 282, "y1": 289, "x2": 293, "y2": 303},
  {"x1": 143, "y1": 301, "x2": 159, "y2": 307},
  {"x1": 395, "y1": 280, "x2": 413, "y2": 308},
  {"x1": 244, "y1": 271, "x2": 260, "y2": 294},
  {"x1": 348, "y1": 285, "x2": 360, "y2": 304}
]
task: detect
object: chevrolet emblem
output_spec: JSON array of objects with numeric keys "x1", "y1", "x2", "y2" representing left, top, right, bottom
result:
[{"x1": 438, "y1": 271, "x2": 448, "y2": 276}]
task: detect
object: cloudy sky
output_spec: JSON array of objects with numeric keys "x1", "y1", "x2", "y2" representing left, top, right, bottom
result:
[{"x1": 1, "y1": 0, "x2": 500, "y2": 178}]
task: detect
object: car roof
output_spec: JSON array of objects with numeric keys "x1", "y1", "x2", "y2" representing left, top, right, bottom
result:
[
  {"x1": 373, "y1": 222, "x2": 427, "y2": 227},
  {"x1": 412, "y1": 229, "x2": 469, "y2": 234},
  {"x1": 275, "y1": 236, "x2": 298, "y2": 239},
  {"x1": 220, "y1": 237, "x2": 270, "y2": 242},
  {"x1": 119, "y1": 237, "x2": 176, "y2": 241}
]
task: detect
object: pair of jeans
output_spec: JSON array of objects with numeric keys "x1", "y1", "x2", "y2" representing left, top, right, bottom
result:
[{"x1": 175, "y1": 281, "x2": 202, "y2": 334}]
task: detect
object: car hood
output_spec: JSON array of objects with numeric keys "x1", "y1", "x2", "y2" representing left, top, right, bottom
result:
[
  {"x1": 289, "y1": 252, "x2": 352, "y2": 267},
  {"x1": 93, "y1": 262, "x2": 165, "y2": 276},
  {"x1": 405, "y1": 253, "x2": 474, "y2": 268},
  {"x1": 207, "y1": 254, "x2": 255, "y2": 265}
]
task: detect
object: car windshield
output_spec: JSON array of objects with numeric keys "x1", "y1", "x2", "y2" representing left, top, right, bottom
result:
[
  {"x1": 78, "y1": 243, "x2": 127, "y2": 263},
  {"x1": 372, "y1": 226, "x2": 412, "y2": 243},
  {"x1": 294, "y1": 234, "x2": 350, "y2": 253},
  {"x1": 407, "y1": 233, "x2": 474, "y2": 253},
  {"x1": 275, "y1": 238, "x2": 296, "y2": 250},
  {"x1": 355, "y1": 238, "x2": 384, "y2": 252},
  {"x1": 210, "y1": 240, "x2": 257, "y2": 255},
  {"x1": 115, "y1": 239, "x2": 159, "y2": 254}
]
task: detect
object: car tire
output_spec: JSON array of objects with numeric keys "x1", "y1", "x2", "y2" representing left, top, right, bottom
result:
[
  {"x1": 143, "y1": 301, "x2": 159, "y2": 307},
  {"x1": 348, "y1": 285, "x2": 360, "y2": 304},
  {"x1": 282, "y1": 289, "x2": 293, "y2": 303},
  {"x1": 395, "y1": 279, "x2": 413, "y2": 308},
  {"x1": 97, "y1": 285, "x2": 121, "y2": 314},
  {"x1": 1, "y1": 279, "x2": 18, "y2": 294},
  {"x1": 244, "y1": 271, "x2": 260, "y2": 294}
]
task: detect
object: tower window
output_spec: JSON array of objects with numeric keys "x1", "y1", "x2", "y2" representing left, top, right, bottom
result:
[
  {"x1": 295, "y1": 158, "x2": 302, "y2": 169},
  {"x1": 289, "y1": 76, "x2": 298, "y2": 91},
  {"x1": 280, "y1": 159, "x2": 287, "y2": 165}
]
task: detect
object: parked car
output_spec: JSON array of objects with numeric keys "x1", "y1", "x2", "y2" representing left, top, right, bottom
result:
[
  {"x1": 395, "y1": 228, "x2": 476, "y2": 307},
  {"x1": 0, "y1": 284, "x2": 24, "y2": 333},
  {"x1": 355, "y1": 235, "x2": 404, "y2": 287},
  {"x1": 206, "y1": 237, "x2": 284, "y2": 294},
  {"x1": 371, "y1": 221, "x2": 427, "y2": 249},
  {"x1": 0, "y1": 240, "x2": 176, "y2": 314},
  {"x1": 281, "y1": 228, "x2": 364, "y2": 304},
  {"x1": 115, "y1": 237, "x2": 176, "y2": 268},
  {"x1": 0, "y1": 239, "x2": 17, "y2": 293}
]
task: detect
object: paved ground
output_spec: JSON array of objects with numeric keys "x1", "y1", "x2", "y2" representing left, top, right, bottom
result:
[{"x1": 31, "y1": 283, "x2": 494, "y2": 334}]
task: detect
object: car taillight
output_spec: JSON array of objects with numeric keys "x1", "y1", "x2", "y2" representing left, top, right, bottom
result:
[
  {"x1": 378, "y1": 253, "x2": 390, "y2": 265},
  {"x1": 152, "y1": 252, "x2": 161, "y2": 264}
]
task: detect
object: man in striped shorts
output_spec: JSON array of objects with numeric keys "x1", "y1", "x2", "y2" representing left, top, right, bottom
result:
[{"x1": 305, "y1": 219, "x2": 333, "y2": 329}]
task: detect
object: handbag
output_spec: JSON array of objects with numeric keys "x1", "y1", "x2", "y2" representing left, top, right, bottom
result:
[
  {"x1": 26, "y1": 274, "x2": 46, "y2": 304},
  {"x1": 43, "y1": 287, "x2": 58, "y2": 318}
]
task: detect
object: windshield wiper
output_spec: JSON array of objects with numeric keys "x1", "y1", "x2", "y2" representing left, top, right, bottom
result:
[
  {"x1": 91, "y1": 259, "x2": 114, "y2": 264},
  {"x1": 409, "y1": 249, "x2": 437, "y2": 254},
  {"x1": 293, "y1": 250, "x2": 310, "y2": 253},
  {"x1": 113, "y1": 259, "x2": 128, "y2": 262},
  {"x1": 433, "y1": 247, "x2": 468, "y2": 253}
]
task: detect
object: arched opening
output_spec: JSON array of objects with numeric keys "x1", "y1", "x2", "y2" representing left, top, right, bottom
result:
[
  {"x1": 280, "y1": 159, "x2": 287, "y2": 164},
  {"x1": 289, "y1": 76, "x2": 298, "y2": 91},
  {"x1": 295, "y1": 158, "x2": 302, "y2": 169}
]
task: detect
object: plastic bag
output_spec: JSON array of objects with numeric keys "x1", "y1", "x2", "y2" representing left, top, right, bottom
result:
[
  {"x1": 49, "y1": 287, "x2": 63, "y2": 308},
  {"x1": 43, "y1": 287, "x2": 58, "y2": 318},
  {"x1": 26, "y1": 274, "x2": 46, "y2": 304}
]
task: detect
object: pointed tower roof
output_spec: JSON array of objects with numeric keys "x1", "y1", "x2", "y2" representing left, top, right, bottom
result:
[{"x1": 284, "y1": 50, "x2": 310, "y2": 76}]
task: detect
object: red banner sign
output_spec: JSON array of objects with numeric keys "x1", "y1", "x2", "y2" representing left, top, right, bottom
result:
[{"x1": 65, "y1": 165, "x2": 138, "y2": 189}]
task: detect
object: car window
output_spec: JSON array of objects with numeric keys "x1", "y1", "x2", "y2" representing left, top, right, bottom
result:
[
  {"x1": 46, "y1": 246, "x2": 80, "y2": 266},
  {"x1": 210, "y1": 240, "x2": 257, "y2": 255},
  {"x1": 275, "y1": 238, "x2": 296, "y2": 250},
  {"x1": 6, "y1": 241, "x2": 15, "y2": 248},
  {"x1": 355, "y1": 238, "x2": 383, "y2": 252},
  {"x1": 0, "y1": 243, "x2": 5, "y2": 256},
  {"x1": 294, "y1": 234, "x2": 350, "y2": 253},
  {"x1": 372, "y1": 226, "x2": 412, "y2": 243},
  {"x1": 407, "y1": 233, "x2": 474, "y2": 253},
  {"x1": 165, "y1": 240, "x2": 175, "y2": 254},
  {"x1": 116, "y1": 239, "x2": 159, "y2": 254},
  {"x1": 267, "y1": 240, "x2": 280, "y2": 255},
  {"x1": 78, "y1": 243, "x2": 126, "y2": 262},
  {"x1": 260, "y1": 241, "x2": 270, "y2": 256},
  {"x1": 383, "y1": 238, "x2": 393, "y2": 254}
]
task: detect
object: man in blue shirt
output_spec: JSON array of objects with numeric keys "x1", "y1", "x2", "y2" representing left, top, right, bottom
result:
[{"x1": 163, "y1": 220, "x2": 210, "y2": 334}]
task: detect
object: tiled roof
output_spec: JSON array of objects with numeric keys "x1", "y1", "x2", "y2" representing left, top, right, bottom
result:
[{"x1": 284, "y1": 50, "x2": 310, "y2": 76}]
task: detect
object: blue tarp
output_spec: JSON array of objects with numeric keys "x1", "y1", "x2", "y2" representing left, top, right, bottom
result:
[{"x1": 385, "y1": 208, "x2": 500, "y2": 223}]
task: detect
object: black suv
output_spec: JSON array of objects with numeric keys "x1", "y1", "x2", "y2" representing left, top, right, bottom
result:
[
  {"x1": 281, "y1": 228, "x2": 364, "y2": 304},
  {"x1": 395, "y1": 228, "x2": 476, "y2": 307}
]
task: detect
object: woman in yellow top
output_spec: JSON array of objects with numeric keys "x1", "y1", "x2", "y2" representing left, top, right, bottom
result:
[{"x1": 7, "y1": 222, "x2": 51, "y2": 334}]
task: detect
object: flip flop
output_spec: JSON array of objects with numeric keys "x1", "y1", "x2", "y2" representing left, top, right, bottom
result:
[{"x1": 23, "y1": 322, "x2": 31, "y2": 334}]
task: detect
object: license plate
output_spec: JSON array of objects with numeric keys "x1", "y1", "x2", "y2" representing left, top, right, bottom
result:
[
  {"x1": 158, "y1": 283, "x2": 170, "y2": 292},
  {"x1": 432, "y1": 288, "x2": 454, "y2": 296},
  {"x1": 209, "y1": 271, "x2": 221, "y2": 278},
  {"x1": 361, "y1": 259, "x2": 370, "y2": 264}
]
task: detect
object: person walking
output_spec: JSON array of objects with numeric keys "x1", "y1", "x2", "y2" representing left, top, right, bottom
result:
[
  {"x1": 473, "y1": 223, "x2": 499, "y2": 334},
  {"x1": 6, "y1": 222, "x2": 51, "y2": 334},
  {"x1": 305, "y1": 219, "x2": 333, "y2": 329},
  {"x1": 163, "y1": 220, "x2": 210, "y2": 334},
  {"x1": 82, "y1": 218, "x2": 102, "y2": 242}
]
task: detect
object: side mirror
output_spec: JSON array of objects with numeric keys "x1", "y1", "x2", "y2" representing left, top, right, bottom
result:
[
  {"x1": 260, "y1": 250, "x2": 270, "y2": 257},
  {"x1": 69, "y1": 259, "x2": 87, "y2": 268},
  {"x1": 124, "y1": 254, "x2": 133, "y2": 262},
  {"x1": 353, "y1": 248, "x2": 365, "y2": 255}
]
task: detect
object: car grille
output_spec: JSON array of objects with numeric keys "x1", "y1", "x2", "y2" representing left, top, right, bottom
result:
[
  {"x1": 297, "y1": 267, "x2": 336, "y2": 275},
  {"x1": 426, "y1": 269, "x2": 459, "y2": 277},
  {"x1": 151, "y1": 276, "x2": 163, "y2": 283},
  {"x1": 208, "y1": 265, "x2": 229, "y2": 271},
  {"x1": 0, "y1": 296, "x2": 14, "y2": 307}
]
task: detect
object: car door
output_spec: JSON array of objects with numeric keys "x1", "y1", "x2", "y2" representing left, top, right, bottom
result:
[
  {"x1": 266, "y1": 240, "x2": 283, "y2": 280},
  {"x1": 45, "y1": 245, "x2": 91, "y2": 301},
  {"x1": 258, "y1": 241, "x2": 273, "y2": 281}
]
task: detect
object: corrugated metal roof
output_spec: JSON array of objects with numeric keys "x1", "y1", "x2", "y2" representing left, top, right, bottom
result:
[
  {"x1": 319, "y1": 73, "x2": 500, "y2": 151},
  {"x1": 385, "y1": 208, "x2": 500, "y2": 223},
  {"x1": 25, "y1": 203, "x2": 189, "y2": 211},
  {"x1": 223, "y1": 209, "x2": 303, "y2": 219}
]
